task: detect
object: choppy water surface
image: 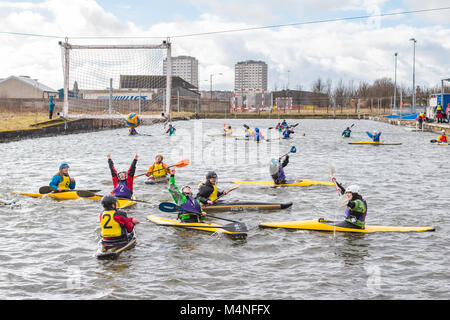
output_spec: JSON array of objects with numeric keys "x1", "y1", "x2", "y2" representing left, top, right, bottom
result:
[{"x1": 0, "y1": 119, "x2": 448, "y2": 300}]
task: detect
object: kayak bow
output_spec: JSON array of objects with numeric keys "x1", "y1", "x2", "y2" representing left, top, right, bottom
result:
[{"x1": 202, "y1": 201, "x2": 293, "y2": 212}]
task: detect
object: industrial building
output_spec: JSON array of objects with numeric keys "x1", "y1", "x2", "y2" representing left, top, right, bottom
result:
[{"x1": 0, "y1": 75, "x2": 57, "y2": 99}]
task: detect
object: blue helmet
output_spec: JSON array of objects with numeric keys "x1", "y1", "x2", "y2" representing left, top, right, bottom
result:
[
  {"x1": 59, "y1": 163, "x2": 69, "y2": 170},
  {"x1": 255, "y1": 128, "x2": 259, "y2": 132}
]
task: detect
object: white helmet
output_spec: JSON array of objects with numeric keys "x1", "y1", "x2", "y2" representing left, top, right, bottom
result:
[{"x1": 346, "y1": 185, "x2": 360, "y2": 194}]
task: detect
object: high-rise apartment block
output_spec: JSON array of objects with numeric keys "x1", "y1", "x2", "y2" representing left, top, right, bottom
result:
[
  {"x1": 163, "y1": 56, "x2": 199, "y2": 89},
  {"x1": 234, "y1": 60, "x2": 268, "y2": 91}
]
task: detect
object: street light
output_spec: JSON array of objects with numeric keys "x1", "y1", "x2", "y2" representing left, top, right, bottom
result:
[
  {"x1": 394, "y1": 52, "x2": 398, "y2": 110},
  {"x1": 210, "y1": 73, "x2": 223, "y2": 99},
  {"x1": 409, "y1": 38, "x2": 417, "y2": 111}
]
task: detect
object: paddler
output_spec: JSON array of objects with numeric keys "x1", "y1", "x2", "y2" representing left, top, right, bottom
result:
[
  {"x1": 270, "y1": 155, "x2": 289, "y2": 185},
  {"x1": 331, "y1": 176, "x2": 367, "y2": 229},
  {"x1": 128, "y1": 127, "x2": 138, "y2": 135},
  {"x1": 196, "y1": 171, "x2": 229, "y2": 205},
  {"x1": 342, "y1": 127, "x2": 352, "y2": 138},
  {"x1": 437, "y1": 130, "x2": 448, "y2": 143},
  {"x1": 244, "y1": 126, "x2": 253, "y2": 138},
  {"x1": 168, "y1": 168, "x2": 206, "y2": 223},
  {"x1": 282, "y1": 127, "x2": 294, "y2": 139},
  {"x1": 281, "y1": 119, "x2": 288, "y2": 128},
  {"x1": 366, "y1": 130, "x2": 381, "y2": 142},
  {"x1": 49, "y1": 163, "x2": 76, "y2": 192},
  {"x1": 275, "y1": 122, "x2": 283, "y2": 132},
  {"x1": 254, "y1": 127, "x2": 264, "y2": 142},
  {"x1": 107, "y1": 153, "x2": 138, "y2": 199},
  {"x1": 100, "y1": 194, "x2": 139, "y2": 244},
  {"x1": 146, "y1": 153, "x2": 170, "y2": 181},
  {"x1": 224, "y1": 125, "x2": 233, "y2": 135},
  {"x1": 166, "y1": 124, "x2": 176, "y2": 136}
]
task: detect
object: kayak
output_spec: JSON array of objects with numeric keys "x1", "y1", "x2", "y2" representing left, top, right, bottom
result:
[
  {"x1": 12, "y1": 190, "x2": 136, "y2": 208},
  {"x1": 147, "y1": 215, "x2": 247, "y2": 239},
  {"x1": 437, "y1": 142, "x2": 449, "y2": 146},
  {"x1": 232, "y1": 179, "x2": 334, "y2": 187},
  {"x1": 12, "y1": 190, "x2": 102, "y2": 201},
  {"x1": 96, "y1": 231, "x2": 137, "y2": 259},
  {"x1": 348, "y1": 141, "x2": 402, "y2": 145},
  {"x1": 259, "y1": 218, "x2": 435, "y2": 233},
  {"x1": 145, "y1": 176, "x2": 169, "y2": 185},
  {"x1": 202, "y1": 201, "x2": 293, "y2": 212}
]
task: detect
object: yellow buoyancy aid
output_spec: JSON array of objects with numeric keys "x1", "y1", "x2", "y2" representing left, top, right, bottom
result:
[
  {"x1": 148, "y1": 162, "x2": 168, "y2": 179},
  {"x1": 100, "y1": 210, "x2": 123, "y2": 238},
  {"x1": 57, "y1": 175, "x2": 71, "y2": 190},
  {"x1": 198, "y1": 182, "x2": 218, "y2": 201}
]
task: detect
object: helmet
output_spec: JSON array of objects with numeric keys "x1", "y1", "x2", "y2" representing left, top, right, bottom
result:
[
  {"x1": 255, "y1": 128, "x2": 259, "y2": 132},
  {"x1": 442, "y1": 130, "x2": 446, "y2": 134},
  {"x1": 206, "y1": 171, "x2": 217, "y2": 179},
  {"x1": 155, "y1": 153, "x2": 164, "y2": 160},
  {"x1": 59, "y1": 163, "x2": 69, "y2": 170},
  {"x1": 101, "y1": 195, "x2": 117, "y2": 209},
  {"x1": 345, "y1": 185, "x2": 360, "y2": 194},
  {"x1": 117, "y1": 170, "x2": 127, "y2": 180},
  {"x1": 181, "y1": 186, "x2": 192, "y2": 196}
]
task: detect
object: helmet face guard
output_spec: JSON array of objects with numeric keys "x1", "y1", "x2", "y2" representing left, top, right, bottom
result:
[{"x1": 206, "y1": 171, "x2": 217, "y2": 180}]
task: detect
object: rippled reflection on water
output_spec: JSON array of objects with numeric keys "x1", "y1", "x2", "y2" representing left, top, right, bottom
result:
[{"x1": 0, "y1": 119, "x2": 448, "y2": 300}]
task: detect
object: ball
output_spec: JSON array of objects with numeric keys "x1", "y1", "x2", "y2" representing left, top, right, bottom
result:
[{"x1": 125, "y1": 113, "x2": 141, "y2": 128}]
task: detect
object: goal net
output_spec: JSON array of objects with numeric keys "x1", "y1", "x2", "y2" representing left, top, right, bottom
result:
[{"x1": 59, "y1": 39, "x2": 172, "y2": 119}]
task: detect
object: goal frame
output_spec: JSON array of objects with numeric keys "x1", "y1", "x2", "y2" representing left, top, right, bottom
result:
[{"x1": 58, "y1": 39, "x2": 172, "y2": 119}]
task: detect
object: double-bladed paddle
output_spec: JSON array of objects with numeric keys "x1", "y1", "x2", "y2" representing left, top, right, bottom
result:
[
  {"x1": 269, "y1": 146, "x2": 297, "y2": 175},
  {"x1": 76, "y1": 190, "x2": 152, "y2": 205},
  {"x1": 39, "y1": 186, "x2": 101, "y2": 194},
  {"x1": 158, "y1": 202, "x2": 248, "y2": 233},
  {"x1": 134, "y1": 158, "x2": 190, "y2": 178}
]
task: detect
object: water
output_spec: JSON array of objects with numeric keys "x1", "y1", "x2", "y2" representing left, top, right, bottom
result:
[{"x1": 0, "y1": 119, "x2": 448, "y2": 300}]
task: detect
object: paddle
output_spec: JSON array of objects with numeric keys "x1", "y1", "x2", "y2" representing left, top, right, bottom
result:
[
  {"x1": 76, "y1": 190, "x2": 153, "y2": 205},
  {"x1": 134, "y1": 159, "x2": 190, "y2": 178},
  {"x1": 39, "y1": 186, "x2": 101, "y2": 194},
  {"x1": 269, "y1": 146, "x2": 297, "y2": 175},
  {"x1": 209, "y1": 183, "x2": 242, "y2": 204},
  {"x1": 280, "y1": 146, "x2": 297, "y2": 159},
  {"x1": 158, "y1": 202, "x2": 248, "y2": 232}
]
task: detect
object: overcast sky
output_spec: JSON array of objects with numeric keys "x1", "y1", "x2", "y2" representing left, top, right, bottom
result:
[{"x1": 0, "y1": 0, "x2": 449, "y2": 92}]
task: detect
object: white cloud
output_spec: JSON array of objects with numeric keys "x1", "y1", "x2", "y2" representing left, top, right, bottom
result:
[{"x1": 0, "y1": 0, "x2": 449, "y2": 93}]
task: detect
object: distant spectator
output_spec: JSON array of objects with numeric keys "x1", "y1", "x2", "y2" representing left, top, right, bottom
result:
[
  {"x1": 49, "y1": 96, "x2": 55, "y2": 120},
  {"x1": 416, "y1": 111, "x2": 426, "y2": 129},
  {"x1": 435, "y1": 103, "x2": 444, "y2": 123},
  {"x1": 446, "y1": 105, "x2": 450, "y2": 123}
]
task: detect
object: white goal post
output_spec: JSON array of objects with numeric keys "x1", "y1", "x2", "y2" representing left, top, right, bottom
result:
[{"x1": 58, "y1": 39, "x2": 172, "y2": 119}]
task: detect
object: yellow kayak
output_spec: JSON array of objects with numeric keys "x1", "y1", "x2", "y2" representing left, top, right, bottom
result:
[
  {"x1": 12, "y1": 190, "x2": 102, "y2": 200},
  {"x1": 259, "y1": 218, "x2": 435, "y2": 233},
  {"x1": 12, "y1": 190, "x2": 135, "y2": 208},
  {"x1": 232, "y1": 179, "x2": 334, "y2": 187},
  {"x1": 349, "y1": 141, "x2": 402, "y2": 145},
  {"x1": 147, "y1": 215, "x2": 247, "y2": 239}
]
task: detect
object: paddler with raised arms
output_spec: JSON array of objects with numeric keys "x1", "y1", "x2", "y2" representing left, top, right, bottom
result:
[
  {"x1": 331, "y1": 176, "x2": 367, "y2": 229},
  {"x1": 146, "y1": 153, "x2": 170, "y2": 182},
  {"x1": 107, "y1": 153, "x2": 138, "y2": 199},
  {"x1": 168, "y1": 168, "x2": 207, "y2": 222},
  {"x1": 49, "y1": 163, "x2": 76, "y2": 192},
  {"x1": 196, "y1": 171, "x2": 229, "y2": 205},
  {"x1": 366, "y1": 130, "x2": 381, "y2": 142},
  {"x1": 270, "y1": 154, "x2": 289, "y2": 185}
]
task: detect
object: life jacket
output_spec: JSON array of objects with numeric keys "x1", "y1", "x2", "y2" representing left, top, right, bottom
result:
[
  {"x1": 438, "y1": 135, "x2": 448, "y2": 143},
  {"x1": 344, "y1": 199, "x2": 367, "y2": 228},
  {"x1": 198, "y1": 182, "x2": 218, "y2": 201},
  {"x1": 181, "y1": 196, "x2": 202, "y2": 213},
  {"x1": 224, "y1": 129, "x2": 232, "y2": 135},
  {"x1": 278, "y1": 167, "x2": 286, "y2": 182},
  {"x1": 343, "y1": 129, "x2": 351, "y2": 137},
  {"x1": 149, "y1": 162, "x2": 168, "y2": 178},
  {"x1": 100, "y1": 210, "x2": 124, "y2": 238},
  {"x1": 57, "y1": 175, "x2": 71, "y2": 190},
  {"x1": 113, "y1": 180, "x2": 132, "y2": 198},
  {"x1": 283, "y1": 130, "x2": 291, "y2": 138}
]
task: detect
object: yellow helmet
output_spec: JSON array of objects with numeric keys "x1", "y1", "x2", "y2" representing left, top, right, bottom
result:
[{"x1": 155, "y1": 153, "x2": 164, "y2": 160}]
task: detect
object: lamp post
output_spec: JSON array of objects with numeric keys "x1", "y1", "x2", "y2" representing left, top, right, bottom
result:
[
  {"x1": 210, "y1": 73, "x2": 223, "y2": 99},
  {"x1": 409, "y1": 38, "x2": 417, "y2": 112},
  {"x1": 394, "y1": 53, "x2": 398, "y2": 110}
]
